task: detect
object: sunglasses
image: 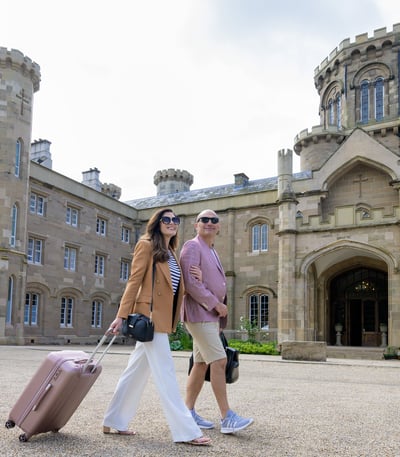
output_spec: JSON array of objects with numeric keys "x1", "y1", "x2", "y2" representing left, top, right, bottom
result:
[
  {"x1": 197, "y1": 217, "x2": 219, "y2": 224},
  {"x1": 160, "y1": 216, "x2": 180, "y2": 225}
]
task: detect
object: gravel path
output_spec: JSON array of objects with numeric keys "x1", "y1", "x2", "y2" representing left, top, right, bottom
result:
[{"x1": 1, "y1": 345, "x2": 400, "y2": 457}]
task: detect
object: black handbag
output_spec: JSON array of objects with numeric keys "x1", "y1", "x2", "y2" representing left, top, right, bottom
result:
[
  {"x1": 122, "y1": 263, "x2": 155, "y2": 342},
  {"x1": 188, "y1": 331, "x2": 239, "y2": 384}
]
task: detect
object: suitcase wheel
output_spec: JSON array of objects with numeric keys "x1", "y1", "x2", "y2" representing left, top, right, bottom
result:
[
  {"x1": 52, "y1": 429, "x2": 59, "y2": 433},
  {"x1": 5, "y1": 420, "x2": 15, "y2": 429},
  {"x1": 19, "y1": 433, "x2": 28, "y2": 442}
]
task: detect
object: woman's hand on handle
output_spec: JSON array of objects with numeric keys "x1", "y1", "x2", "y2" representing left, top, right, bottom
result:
[{"x1": 108, "y1": 317, "x2": 123, "y2": 334}]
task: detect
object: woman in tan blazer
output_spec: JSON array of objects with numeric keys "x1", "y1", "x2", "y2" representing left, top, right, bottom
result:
[{"x1": 103, "y1": 208, "x2": 211, "y2": 446}]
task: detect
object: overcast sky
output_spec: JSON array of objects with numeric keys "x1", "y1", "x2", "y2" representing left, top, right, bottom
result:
[{"x1": 2, "y1": 0, "x2": 398, "y2": 200}]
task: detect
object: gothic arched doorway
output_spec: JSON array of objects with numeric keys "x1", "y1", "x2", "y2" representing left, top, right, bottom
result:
[{"x1": 330, "y1": 267, "x2": 388, "y2": 346}]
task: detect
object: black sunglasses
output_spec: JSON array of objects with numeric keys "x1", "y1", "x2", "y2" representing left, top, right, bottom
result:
[
  {"x1": 197, "y1": 217, "x2": 219, "y2": 224},
  {"x1": 160, "y1": 216, "x2": 180, "y2": 225}
]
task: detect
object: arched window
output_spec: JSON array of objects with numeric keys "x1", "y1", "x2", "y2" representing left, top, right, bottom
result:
[
  {"x1": 60, "y1": 296, "x2": 74, "y2": 327},
  {"x1": 252, "y1": 223, "x2": 268, "y2": 252},
  {"x1": 11, "y1": 204, "x2": 18, "y2": 247},
  {"x1": 6, "y1": 276, "x2": 14, "y2": 324},
  {"x1": 25, "y1": 293, "x2": 39, "y2": 325},
  {"x1": 91, "y1": 300, "x2": 103, "y2": 328},
  {"x1": 15, "y1": 140, "x2": 21, "y2": 177},
  {"x1": 249, "y1": 293, "x2": 269, "y2": 329},
  {"x1": 360, "y1": 80, "x2": 369, "y2": 123},
  {"x1": 336, "y1": 94, "x2": 342, "y2": 129},
  {"x1": 328, "y1": 99, "x2": 334, "y2": 125},
  {"x1": 374, "y1": 77, "x2": 384, "y2": 121}
]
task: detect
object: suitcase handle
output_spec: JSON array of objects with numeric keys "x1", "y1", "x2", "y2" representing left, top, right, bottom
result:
[
  {"x1": 83, "y1": 331, "x2": 117, "y2": 373},
  {"x1": 32, "y1": 383, "x2": 52, "y2": 411}
]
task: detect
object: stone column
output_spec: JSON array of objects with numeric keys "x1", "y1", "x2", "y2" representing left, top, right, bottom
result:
[{"x1": 277, "y1": 149, "x2": 298, "y2": 343}]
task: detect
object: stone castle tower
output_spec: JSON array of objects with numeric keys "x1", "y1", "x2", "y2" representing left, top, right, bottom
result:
[
  {"x1": 0, "y1": 48, "x2": 41, "y2": 343},
  {"x1": 294, "y1": 24, "x2": 400, "y2": 170}
]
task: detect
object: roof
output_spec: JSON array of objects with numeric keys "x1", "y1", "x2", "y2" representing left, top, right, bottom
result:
[{"x1": 124, "y1": 171, "x2": 311, "y2": 209}]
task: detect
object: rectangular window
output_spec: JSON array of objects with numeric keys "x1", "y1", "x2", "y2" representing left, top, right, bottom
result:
[
  {"x1": 66, "y1": 206, "x2": 79, "y2": 227},
  {"x1": 252, "y1": 223, "x2": 268, "y2": 252},
  {"x1": 121, "y1": 226, "x2": 130, "y2": 243},
  {"x1": 249, "y1": 295, "x2": 258, "y2": 326},
  {"x1": 249, "y1": 294, "x2": 269, "y2": 330},
  {"x1": 96, "y1": 217, "x2": 107, "y2": 236},
  {"x1": 260, "y1": 224, "x2": 268, "y2": 251},
  {"x1": 375, "y1": 78, "x2": 384, "y2": 121},
  {"x1": 91, "y1": 300, "x2": 103, "y2": 328},
  {"x1": 360, "y1": 81, "x2": 369, "y2": 123},
  {"x1": 95, "y1": 254, "x2": 105, "y2": 276},
  {"x1": 24, "y1": 293, "x2": 39, "y2": 326},
  {"x1": 30, "y1": 193, "x2": 45, "y2": 215},
  {"x1": 6, "y1": 277, "x2": 13, "y2": 324},
  {"x1": 260, "y1": 294, "x2": 269, "y2": 329},
  {"x1": 60, "y1": 297, "x2": 73, "y2": 327},
  {"x1": 27, "y1": 237, "x2": 43, "y2": 264},
  {"x1": 120, "y1": 260, "x2": 130, "y2": 281},
  {"x1": 15, "y1": 140, "x2": 21, "y2": 177},
  {"x1": 64, "y1": 246, "x2": 77, "y2": 271},
  {"x1": 336, "y1": 95, "x2": 342, "y2": 129},
  {"x1": 11, "y1": 204, "x2": 18, "y2": 247},
  {"x1": 252, "y1": 225, "x2": 260, "y2": 251}
]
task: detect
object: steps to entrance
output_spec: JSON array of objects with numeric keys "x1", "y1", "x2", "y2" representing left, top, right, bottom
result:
[{"x1": 327, "y1": 346, "x2": 387, "y2": 360}]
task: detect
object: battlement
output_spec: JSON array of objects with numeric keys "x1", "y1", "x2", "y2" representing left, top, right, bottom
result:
[
  {"x1": 294, "y1": 125, "x2": 341, "y2": 143},
  {"x1": 314, "y1": 23, "x2": 400, "y2": 77},
  {"x1": 153, "y1": 168, "x2": 194, "y2": 185},
  {"x1": 0, "y1": 47, "x2": 41, "y2": 91}
]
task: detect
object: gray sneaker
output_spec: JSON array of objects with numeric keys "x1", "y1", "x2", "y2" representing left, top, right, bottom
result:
[
  {"x1": 190, "y1": 409, "x2": 215, "y2": 429},
  {"x1": 220, "y1": 410, "x2": 254, "y2": 434}
]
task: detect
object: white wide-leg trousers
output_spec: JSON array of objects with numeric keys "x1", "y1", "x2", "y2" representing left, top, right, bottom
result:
[{"x1": 103, "y1": 332, "x2": 202, "y2": 442}]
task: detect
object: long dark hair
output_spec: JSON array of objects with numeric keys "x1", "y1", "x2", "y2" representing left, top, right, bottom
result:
[{"x1": 142, "y1": 208, "x2": 179, "y2": 262}]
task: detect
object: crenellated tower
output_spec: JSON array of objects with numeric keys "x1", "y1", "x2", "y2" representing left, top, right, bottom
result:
[
  {"x1": 0, "y1": 48, "x2": 41, "y2": 343},
  {"x1": 294, "y1": 23, "x2": 400, "y2": 172},
  {"x1": 153, "y1": 168, "x2": 193, "y2": 196}
]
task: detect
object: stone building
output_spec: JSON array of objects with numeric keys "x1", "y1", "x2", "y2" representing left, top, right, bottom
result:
[{"x1": 1, "y1": 23, "x2": 400, "y2": 347}]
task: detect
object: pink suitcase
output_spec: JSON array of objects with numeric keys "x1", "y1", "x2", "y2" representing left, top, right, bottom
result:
[{"x1": 5, "y1": 333, "x2": 116, "y2": 442}]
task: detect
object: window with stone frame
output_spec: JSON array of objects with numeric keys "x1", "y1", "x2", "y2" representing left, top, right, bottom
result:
[
  {"x1": 91, "y1": 300, "x2": 103, "y2": 328},
  {"x1": 66, "y1": 205, "x2": 79, "y2": 227},
  {"x1": 64, "y1": 245, "x2": 77, "y2": 271},
  {"x1": 60, "y1": 296, "x2": 73, "y2": 327},
  {"x1": 10, "y1": 203, "x2": 18, "y2": 247},
  {"x1": 6, "y1": 276, "x2": 14, "y2": 324},
  {"x1": 120, "y1": 259, "x2": 130, "y2": 281},
  {"x1": 27, "y1": 236, "x2": 43, "y2": 264},
  {"x1": 24, "y1": 292, "x2": 39, "y2": 325},
  {"x1": 94, "y1": 253, "x2": 105, "y2": 276},
  {"x1": 96, "y1": 217, "x2": 107, "y2": 236},
  {"x1": 251, "y1": 223, "x2": 268, "y2": 252},
  {"x1": 15, "y1": 139, "x2": 21, "y2": 177},
  {"x1": 121, "y1": 226, "x2": 131, "y2": 243},
  {"x1": 249, "y1": 293, "x2": 269, "y2": 330},
  {"x1": 30, "y1": 192, "x2": 45, "y2": 216}
]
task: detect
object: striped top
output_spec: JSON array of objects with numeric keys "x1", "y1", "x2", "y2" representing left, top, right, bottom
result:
[{"x1": 168, "y1": 251, "x2": 181, "y2": 294}]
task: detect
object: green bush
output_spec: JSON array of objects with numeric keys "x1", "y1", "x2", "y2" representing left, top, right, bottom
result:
[
  {"x1": 169, "y1": 321, "x2": 193, "y2": 351},
  {"x1": 227, "y1": 339, "x2": 280, "y2": 355}
]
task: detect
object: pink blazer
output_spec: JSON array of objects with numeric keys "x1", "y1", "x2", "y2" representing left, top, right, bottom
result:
[{"x1": 179, "y1": 235, "x2": 227, "y2": 328}]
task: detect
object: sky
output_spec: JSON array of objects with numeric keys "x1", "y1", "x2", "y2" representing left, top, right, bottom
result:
[{"x1": 2, "y1": 0, "x2": 399, "y2": 200}]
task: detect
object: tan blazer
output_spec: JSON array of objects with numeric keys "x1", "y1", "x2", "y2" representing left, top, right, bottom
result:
[{"x1": 117, "y1": 238, "x2": 184, "y2": 333}]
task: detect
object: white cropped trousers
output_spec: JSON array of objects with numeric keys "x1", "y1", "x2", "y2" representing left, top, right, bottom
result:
[{"x1": 103, "y1": 332, "x2": 202, "y2": 442}]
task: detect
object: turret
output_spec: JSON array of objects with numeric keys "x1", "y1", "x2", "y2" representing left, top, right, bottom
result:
[
  {"x1": 294, "y1": 23, "x2": 400, "y2": 172},
  {"x1": 153, "y1": 169, "x2": 193, "y2": 196}
]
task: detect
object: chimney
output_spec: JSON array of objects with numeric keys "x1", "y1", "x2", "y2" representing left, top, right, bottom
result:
[
  {"x1": 82, "y1": 168, "x2": 101, "y2": 192},
  {"x1": 30, "y1": 139, "x2": 53, "y2": 169}
]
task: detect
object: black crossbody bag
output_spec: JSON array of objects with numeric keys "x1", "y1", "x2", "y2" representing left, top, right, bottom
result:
[{"x1": 122, "y1": 263, "x2": 156, "y2": 342}]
